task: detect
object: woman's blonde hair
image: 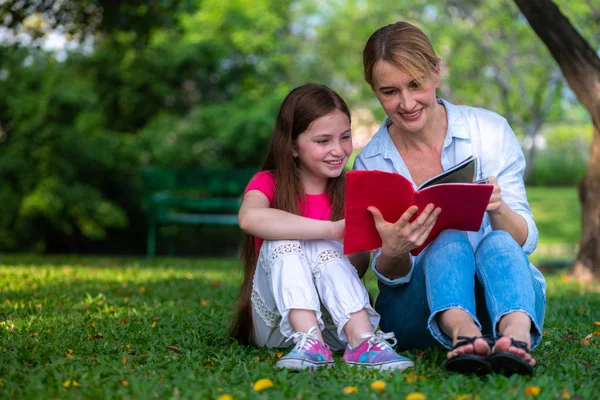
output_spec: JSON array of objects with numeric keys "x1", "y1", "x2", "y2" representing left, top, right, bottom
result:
[{"x1": 363, "y1": 21, "x2": 440, "y2": 86}]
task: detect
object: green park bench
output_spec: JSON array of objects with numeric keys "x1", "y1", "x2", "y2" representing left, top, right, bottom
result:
[{"x1": 142, "y1": 167, "x2": 256, "y2": 257}]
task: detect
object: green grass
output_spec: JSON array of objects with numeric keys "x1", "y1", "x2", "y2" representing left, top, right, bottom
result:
[
  {"x1": 0, "y1": 254, "x2": 599, "y2": 400},
  {"x1": 0, "y1": 185, "x2": 595, "y2": 399},
  {"x1": 527, "y1": 186, "x2": 581, "y2": 248}
]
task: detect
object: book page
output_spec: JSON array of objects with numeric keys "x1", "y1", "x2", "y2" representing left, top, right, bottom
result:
[{"x1": 417, "y1": 156, "x2": 478, "y2": 190}]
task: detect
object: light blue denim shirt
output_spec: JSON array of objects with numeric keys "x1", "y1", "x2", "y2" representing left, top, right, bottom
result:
[{"x1": 353, "y1": 99, "x2": 546, "y2": 294}]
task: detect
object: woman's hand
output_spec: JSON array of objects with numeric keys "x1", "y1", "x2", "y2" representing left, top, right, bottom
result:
[
  {"x1": 367, "y1": 204, "x2": 441, "y2": 257},
  {"x1": 486, "y1": 176, "x2": 504, "y2": 213}
]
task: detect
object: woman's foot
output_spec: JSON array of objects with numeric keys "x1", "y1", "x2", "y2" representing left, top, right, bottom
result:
[
  {"x1": 440, "y1": 309, "x2": 492, "y2": 375},
  {"x1": 492, "y1": 311, "x2": 535, "y2": 367},
  {"x1": 489, "y1": 312, "x2": 536, "y2": 376},
  {"x1": 440, "y1": 309, "x2": 489, "y2": 359}
]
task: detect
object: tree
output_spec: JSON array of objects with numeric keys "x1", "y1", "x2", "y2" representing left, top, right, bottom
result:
[{"x1": 514, "y1": 0, "x2": 600, "y2": 281}]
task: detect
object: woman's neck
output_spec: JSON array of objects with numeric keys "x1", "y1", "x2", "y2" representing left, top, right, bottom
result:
[{"x1": 389, "y1": 102, "x2": 447, "y2": 153}]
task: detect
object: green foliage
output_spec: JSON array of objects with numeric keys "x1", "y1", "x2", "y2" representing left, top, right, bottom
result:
[
  {"x1": 0, "y1": 46, "x2": 137, "y2": 252},
  {"x1": 0, "y1": 0, "x2": 597, "y2": 252},
  {"x1": 526, "y1": 124, "x2": 591, "y2": 186},
  {"x1": 0, "y1": 254, "x2": 598, "y2": 398}
]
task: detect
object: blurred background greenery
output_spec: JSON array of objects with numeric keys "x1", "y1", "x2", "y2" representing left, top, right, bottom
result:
[{"x1": 0, "y1": 0, "x2": 596, "y2": 256}]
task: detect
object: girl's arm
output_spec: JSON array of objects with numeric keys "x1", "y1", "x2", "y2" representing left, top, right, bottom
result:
[{"x1": 238, "y1": 190, "x2": 342, "y2": 241}]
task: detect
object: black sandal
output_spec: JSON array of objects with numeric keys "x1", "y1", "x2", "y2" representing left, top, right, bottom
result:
[
  {"x1": 444, "y1": 336, "x2": 494, "y2": 375},
  {"x1": 488, "y1": 337, "x2": 534, "y2": 376}
]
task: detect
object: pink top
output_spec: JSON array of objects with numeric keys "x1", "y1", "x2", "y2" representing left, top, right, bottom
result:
[{"x1": 243, "y1": 171, "x2": 332, "y2": 254}]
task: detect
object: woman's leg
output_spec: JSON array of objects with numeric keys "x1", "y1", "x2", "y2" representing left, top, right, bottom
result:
[
  {"x1": 376, "y1": 230, "x2": 489, "y2": 355},
  {"x1": 474, "y1": 230, "x2": 546, "y2": 366}
]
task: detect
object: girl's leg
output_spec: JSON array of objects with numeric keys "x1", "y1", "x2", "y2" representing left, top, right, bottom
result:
[
  {"x1": 306, "y1": 240, "x2": 413, "y2": 371},
  {"x1": 302, "y1": 239, "x2": 379, "y2": 345},
  {"x1": 474, "y1": 230, "x2": 546, "y2": 366},
  {"x1": 252, "y1": 239, "x2": 334, "y2": 370},
  {"x1": 252, "y1": 240, "x2": 323, "y2": 343}
]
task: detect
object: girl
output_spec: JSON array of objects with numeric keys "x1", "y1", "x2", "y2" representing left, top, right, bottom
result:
[{"x1": 229, "y1": 83, "x2": 413, "y2": 371}]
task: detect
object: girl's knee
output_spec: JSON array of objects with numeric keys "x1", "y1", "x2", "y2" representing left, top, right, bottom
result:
[{"x1": 261, "y1": 240, "x2": 305, "y2": 261}]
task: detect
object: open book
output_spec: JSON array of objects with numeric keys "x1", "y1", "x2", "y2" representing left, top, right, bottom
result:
[{"x1": 343, "y1": 156, "x2": 493, "y2": 256}]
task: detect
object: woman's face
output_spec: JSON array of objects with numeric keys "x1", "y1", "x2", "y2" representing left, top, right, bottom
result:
[
  {"x1": 293, "y1": 109, "x2": 352, "y2": 193},
  {"x1": 370, "y1": 60, "x2": 440, "y2": 135}
]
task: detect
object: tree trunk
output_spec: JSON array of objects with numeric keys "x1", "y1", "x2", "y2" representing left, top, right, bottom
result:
[{"x1": 514, "y1": 0, "x2": 600, "y2": 281}]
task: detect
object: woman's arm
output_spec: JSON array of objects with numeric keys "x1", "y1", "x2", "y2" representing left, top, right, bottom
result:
[
  {"x1": 238, "y1": 190, "x2": 343, "y2": 241},
  {"x1": 486, "y1": 177, "x2": 528, "y2": 245}
]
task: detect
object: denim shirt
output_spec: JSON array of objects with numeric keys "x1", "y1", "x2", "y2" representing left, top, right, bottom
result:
[{"x1": 353, "y1": 98, "x2": 546, "y2": 294}]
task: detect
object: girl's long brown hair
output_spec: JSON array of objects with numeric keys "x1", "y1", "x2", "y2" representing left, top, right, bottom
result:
[{"x1": 229, "y1": 83, "x2": 351, "y2": 345}]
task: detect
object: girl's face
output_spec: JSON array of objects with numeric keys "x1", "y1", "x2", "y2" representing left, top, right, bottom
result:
[
  {"x1": 370, "y1": 60, "x2": 440, "y2": 136},
  {"x1": 294, "y1": 109, "x2": 352, "y2": 194}
]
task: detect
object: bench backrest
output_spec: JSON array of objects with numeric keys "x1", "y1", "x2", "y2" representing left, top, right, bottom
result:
[{"x1": 142, "y1": 168, "x2": 257, "y2": 197}]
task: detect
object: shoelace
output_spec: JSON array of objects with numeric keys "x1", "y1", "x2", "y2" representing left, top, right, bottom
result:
[
  {"x1": 360, "y1": 331, "x2": 398, "y2": 352},
  {"x1": 287, "y1": 326, "x2": 320, "y2": 351}
]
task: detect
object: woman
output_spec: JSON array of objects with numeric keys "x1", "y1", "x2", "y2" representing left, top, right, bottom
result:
[{"x1": 353, "y1": 21, "x2": 546, "y2": 376}]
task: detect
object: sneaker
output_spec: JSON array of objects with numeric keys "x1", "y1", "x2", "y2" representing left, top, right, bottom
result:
[
  {"x1": 343, "y1": 331, "x2": 414, "y2": 371},
  {"x1": 275, "y1": 326, "x2": 334, "y2": 370}
]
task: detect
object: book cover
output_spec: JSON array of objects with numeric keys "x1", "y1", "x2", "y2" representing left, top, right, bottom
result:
[{"x1": 343, "y1": 166, "x2": 494, "y2": 256}]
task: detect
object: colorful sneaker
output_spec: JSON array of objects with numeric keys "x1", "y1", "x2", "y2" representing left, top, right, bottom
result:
[
  {"x1": 343, "y1": 331, "x2": 414, "y2": 371},
  {"x1": 275, "y1": 326, "x2": 334, "y2": 370}
]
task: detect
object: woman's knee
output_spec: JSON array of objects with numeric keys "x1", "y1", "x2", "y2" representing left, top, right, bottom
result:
[
  {"x1": 426, "y1": 229, "x2": 471, "y2": 255},
  {"x1": 475, "y1": 230, "x2": 528, "y2": 267}
]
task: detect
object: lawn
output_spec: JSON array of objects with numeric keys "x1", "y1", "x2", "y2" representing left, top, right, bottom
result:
[{"x1": 0, "y1": 187, "x2": 598, "y2": 399}]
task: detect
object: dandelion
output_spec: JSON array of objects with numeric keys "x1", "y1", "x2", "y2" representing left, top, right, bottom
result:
[
  {"x1": 406, "y1": 393, "x2": 426, "y2": 400},
  {"x1": 151, "y1": 321, "x2": 157, "y2": 328},
  {"x1": 217, "y1": 395, "x2": 233, "y2": 400},
  {"x1": 453, "y1": 396, "x2": 473, "y2": 400},
  {"x1": 343, "y1": 386, "x2": 358, "y2": 394},
  {"x1": 63, "y1": 380, "x2": 71, "y2": 388},
  {"x1": 524, "y1": 386, "x2": 541, "y2": 397},
  {"x1": 560, "y1": 388, "x2": 571, "y2": 399},
  {"x1": 253, "y1": 378, "x2": 274, "y2": 392},
  {"x1": 121, "y1": 380, "x2": 129, "y2": 387},
  {"x1": 405, "y1": 374, "x2": 427, "y2": 383},
  {"x1": 370, "y1": 380, "x2": 386, "y2": 393}
]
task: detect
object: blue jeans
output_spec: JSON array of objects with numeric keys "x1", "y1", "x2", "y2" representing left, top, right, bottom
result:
[{"x1": 375, "y1": 230, "x2": 546, "y2": 350}]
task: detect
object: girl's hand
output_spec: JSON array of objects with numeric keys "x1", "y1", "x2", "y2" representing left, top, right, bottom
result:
[
  {"x1": 486, "y1": 176, "x2": 503, "y2": 212},
  {"x1": 367, "y1": 204, "x2": 441, "y2": 257},
  {"x1": 329, "y1": 219, "x2": 345, "y2": 243}
]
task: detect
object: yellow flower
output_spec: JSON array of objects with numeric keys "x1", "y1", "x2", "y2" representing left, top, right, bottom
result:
[
  {"x1": 405, "y1": 374, "x2": 427, "y2": 383},
  {"x1": 253, "y1": 378, "x2": 274, "y2": 392},
  {"x1": 62, "y1": 380, "x2": 71, "y2": 388},
  {"x1": 370, "y1": 380, "x2": 386, "y2": 393},
  {"x1": 524, "y1": 386, "x2": 541, "y2": 397},
  {"x1": 560, "y1": 388, "x2": 571, "y2": 399},
  {"x1": 121, "y1": 380, "x2": 129, "y2": 387},
  {"x1": 72, "y1": 381, "x2": 80, "y2": 387},
  {"x1": 406, "y1": 393, "x2": 426, "y2": 400},
  {"x1": 151, "y1": 321, "x2": 157, "y2": 328},
  {"x1": 343, "y1": 386, "x2": 358, "y2": 394},
  {"x1": 453, "y1": 396, "x2": 472, "y2": 400},
  {"x1": 217, "y1": 395, "x2": 233, "y2": 400}
]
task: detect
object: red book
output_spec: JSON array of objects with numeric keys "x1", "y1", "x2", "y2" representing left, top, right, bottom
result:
[{"x1": 343, "y1": 160, "x2": 493, "y2": 256}]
